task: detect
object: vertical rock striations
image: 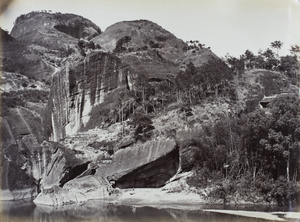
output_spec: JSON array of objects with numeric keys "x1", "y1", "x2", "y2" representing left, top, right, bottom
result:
[{"x1": 48, "y1": 51, "x2": 135, "y2": 141}]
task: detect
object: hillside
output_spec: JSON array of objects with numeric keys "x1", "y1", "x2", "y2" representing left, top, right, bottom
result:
[
  {"x1": 1, "y1": 11, "x2": 299, "y2": 207},
  {"x1": 92, "y1": 20, "x2": 186, "y2": 61},
  {"x1": 11, "y1": 11, "x2": 101, "y2": 41},
  {"x1": 10, "y1": 11, "x2": 102, "y2": 69},
  {"x1": 0, "y1": 28, "x2": 54, "y2": 80}
]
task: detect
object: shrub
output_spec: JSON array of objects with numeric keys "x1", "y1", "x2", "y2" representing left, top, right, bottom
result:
[
  {"x1": 155, "y1": 35, "x2": 167, "y2": 42},
  {"x1": 114, "y1": 36, "x2": 131, "y2": 53},
  {"x1": 179, "y1": 106, "x2": 193, "y2": 117},
  {"x1": 88, "y1": 41, "x2": 95, "y2": 49},
  {"x1": 270, "y1": 177, "x2": 299, "y2": 206},
  {"x1": 132, "y1": 113, "x2": 155, "y2": 142}
]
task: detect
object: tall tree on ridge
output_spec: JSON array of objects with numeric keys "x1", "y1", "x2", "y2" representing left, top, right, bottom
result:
[{"x1": 271, "y1": 41, "x2": 283, "y2": 57}]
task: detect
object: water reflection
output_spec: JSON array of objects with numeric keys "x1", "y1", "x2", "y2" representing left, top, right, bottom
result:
[{"x1": 0, "y1": 199, "x2": 298, "y2": 222}]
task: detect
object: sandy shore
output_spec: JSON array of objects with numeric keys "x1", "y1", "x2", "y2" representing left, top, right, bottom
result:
[
  {"x1": 115, "y1": 187, "x2": 300, "y2": 221},
  {"x1": 117, "y1": 188, "x2": 206, "y2": 206}
]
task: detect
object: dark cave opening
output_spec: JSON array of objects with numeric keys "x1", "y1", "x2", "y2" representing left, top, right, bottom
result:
[{"x1": 59, "y1": 162, "x2": 90, "y2": 187}]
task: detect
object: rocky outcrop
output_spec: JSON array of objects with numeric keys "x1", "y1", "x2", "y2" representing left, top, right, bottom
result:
[
  {"x1": 0, "y1": 28, "x2": 54, "y2": 80},
  {"x1": 33, "y1": 176, "x2": 113, "y2": 206},
  {"x1": 92, "y1": 20, "x2": 186, "y2": 62},
  {"x1": 11, "y1": 11, "x2": 101, "y2": 42},
  {"x1": 9, "y1": 12, "x2": 102, "y2": 77},
  {"x1": 114, "y1": 147, "x2": 179, "y2": 188},
  {"x1": 32, "y1": 138, "x2": 179, "y2": 205},
  {"x1": 0, "y1": 129, "x2": 85, "y2": 200},
  {"x1": 48, "y1": 51, "x2": 136, "y2": 141},
  {"x1": 97, "y1": 138, "x2": 179, "y2": 188}
]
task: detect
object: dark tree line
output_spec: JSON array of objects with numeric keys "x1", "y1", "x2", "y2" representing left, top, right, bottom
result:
[{"x1": 225, "y1": 41, "x2": 299, "y2": 79}]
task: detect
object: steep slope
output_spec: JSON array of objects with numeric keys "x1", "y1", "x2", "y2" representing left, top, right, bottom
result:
[
  {"x1": 0, "y1": 28, "x2": 54, "y2": 80},
  {"x1": 92, "y1": 20, "x2": 222, "y2": 82},
  {"x1": 92, "y1": 20, "x2": 186, "y2": 62},
  {"x1": 46, "y1": 20, "x2": 234, "y2": 141},
  {"x1": 10, "y1": 11, "x2": 102, "y2": 68},
  {"x1": 177, "y1": 47, "x2": 220, "y2": 67}
]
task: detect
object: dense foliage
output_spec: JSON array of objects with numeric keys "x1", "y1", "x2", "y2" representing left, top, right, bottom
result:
[{"x1": 187, "y1": 95, "x2": 300, "y2": 205}]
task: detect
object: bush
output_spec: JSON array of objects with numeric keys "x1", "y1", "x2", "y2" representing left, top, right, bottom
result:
[
  {"x1": 270, "y1": 177, "x2": 299, "y2": 206},
  {"x1": 88, "y1": 41, "x2": 95, "y2": 49},
  {"x1": 208, "y1": 180, "x2": 237, "y2": 204},
  {"x1": 114, "y1": 36, "x2": 131, "y2": 53},
  {"x1": 132, "y1": 113, "x2": 155, "y2": 142},
  {"x1": 155, "y1": 36, "x2": 167, "y2": 42}
]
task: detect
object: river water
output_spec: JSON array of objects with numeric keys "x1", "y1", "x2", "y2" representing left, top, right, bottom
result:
[{"x1": 0, "y1": 199, "x2": 299, "y2": 222}]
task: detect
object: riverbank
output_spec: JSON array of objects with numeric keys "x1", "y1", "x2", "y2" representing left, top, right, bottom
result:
[{"x1": 117, "y1": 188, "x2": 205, "y2": 206}]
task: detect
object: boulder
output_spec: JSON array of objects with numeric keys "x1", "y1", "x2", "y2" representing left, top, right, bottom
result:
[
  {"x1": 180, "y1": 146, "x2": 199, "y2": 172},
  {"x1": 34, "y1": 176, "x2": 112, "y2": 206},
  {"x1": 97, "y1": 138, "x2": 179, "y2": 188}
]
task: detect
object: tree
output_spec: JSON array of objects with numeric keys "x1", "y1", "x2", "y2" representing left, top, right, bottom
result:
[
  {"x1": 243, "y1": 50, "x2": 256, "y2": 69},
  {"x1": 225, "y1": 55, "x2": 245, "y2": 74},
  {"x1": 271, "y1": 41, "x2": 283, "y2": 57},
  {"x1": 133, "y1": 113, "x2": 155, "y2": 142},
  {"x1": 118, "y1": 91, "x2": 125, "y2": 135},
  {"x1": 290, "y1": 44, "x2": 300, "y2": 58},
  {"x1": 262, "y1": 95, "x2": 299, "y2": 182},
  {"x1": 254, "y1": 55, "x2": 265, "y2": 69},
  {"x1": 260, "y1": 48, "x2": 278, "y2": 70},
  {"x1": 175, "y1": 70, "x2": 193, "y2": 104},
  {"x1": 279, "y1": 55, "x2": 298, "y2": 77},
  {"x1": 158, "y1": 81, "x2": 171, "y2": 111},
  {"x1": 135, "y1": 74, "x2": 154, "y2": 113}
]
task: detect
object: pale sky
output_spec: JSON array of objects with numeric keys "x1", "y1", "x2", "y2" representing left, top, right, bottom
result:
[{"x1": 1, "y1": 0, "x2": 300, "y2": 57}]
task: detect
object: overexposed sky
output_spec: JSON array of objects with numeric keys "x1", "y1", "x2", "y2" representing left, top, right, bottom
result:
[{"x1": 1, "y1": 0, "x2": 300, "y2": 57}]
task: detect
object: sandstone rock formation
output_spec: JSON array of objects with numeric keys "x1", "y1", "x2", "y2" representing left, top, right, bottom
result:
[
  {"x1": 92, "y1": 19, "x2": 186, "y2": 62},
  {"x1": 11, "y1": 11, "x2": 101, "y2": 47},
  {"x1": 34, "y1": 176, "x2": 112, "y2": 206},
  {"x1": 97, "y1": 138, "x2": 179, "y2": 188},
  {"x1": 48, "y1": 51, "x2": 136, "y2": 141}
]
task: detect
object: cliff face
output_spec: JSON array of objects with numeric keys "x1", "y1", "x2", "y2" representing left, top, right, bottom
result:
[{"x1": 48, "y1": 51, "x2": 135, "y2": 141}]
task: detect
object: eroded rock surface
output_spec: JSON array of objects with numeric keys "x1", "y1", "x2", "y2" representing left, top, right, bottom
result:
[
  {"x1": 48, "y1": 51, "x2": 136, "y2": 141},
  {"x1": 97, "y1": 138, "x2": 179, "y2": 188},
  {"x1": 34, "y1": 176, "x2": 113, "y2": 206}
]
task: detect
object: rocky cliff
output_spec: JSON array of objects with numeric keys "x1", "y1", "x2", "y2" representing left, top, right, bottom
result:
[
  {"x1": 48, "y1": 51, "x2": 136, "y2": 141},
  {"x1": 3, "y1": 10, "x2": 295, "y2": 206}
]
